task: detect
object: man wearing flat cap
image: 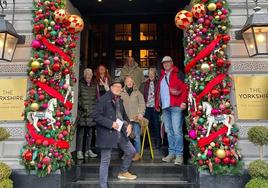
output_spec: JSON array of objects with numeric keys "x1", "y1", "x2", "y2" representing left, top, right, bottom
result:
[
  {"x1": 155, "y1": 56, "x2": 188, "y2": 165},
  {"x1": 92, "y1": 79, "x2": 137, "y2": 188}
]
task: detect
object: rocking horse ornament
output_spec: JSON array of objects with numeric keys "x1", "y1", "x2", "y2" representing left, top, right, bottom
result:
[
  {"x1": 202, "y1": 102, "x2": 234, "y2": 137},
  {"x1": 27, "y1": 98, "x2": 57, "y2": 132}
]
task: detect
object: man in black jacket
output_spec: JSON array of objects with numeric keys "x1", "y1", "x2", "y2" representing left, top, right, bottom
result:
[{"x1": 92, "y1": 79, "x2": 137, "y2": 188}]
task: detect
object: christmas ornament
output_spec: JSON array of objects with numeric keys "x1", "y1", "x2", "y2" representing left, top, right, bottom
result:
[
  {"x1": 66, "y1": 15, "x2": 84, "y2": 33},
  {"x1": 191, "y1": 4, "x2": 207, "y2": 18},
  {"x1": 215, "y1": 149, "x2": 226, "y2": 159},
  {"x1": 24, "y1": 150, "x2": 33, "y2": 161},
  {"x1": 175, "y1": 10, "x2": 193, "y2": 30},
  {"x1": 207, "y1": 3, "x2": 217, "y2": 11},
  {"x1": 31, "y1": 61, "x2": 41, "y2": 70},
  {"x1": 31, "y1": 40, "x2": 41, "y2": 49},
  {"x1": 201, "y1": 63, "x2": 210, "y2": 72},
  {"x1": 30, "y1": 103, "x2": 39, "y2": 111},
  {"x1": 189, "y1": 130, "x2": 197, "y2": 139}
]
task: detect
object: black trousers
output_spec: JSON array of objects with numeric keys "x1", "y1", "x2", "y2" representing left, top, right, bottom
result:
[{"x1": 76, "y1": 126, "x2": 93, "y2": 151}]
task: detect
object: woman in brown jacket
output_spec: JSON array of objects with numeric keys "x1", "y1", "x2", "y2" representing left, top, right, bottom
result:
[{"x1": 121, "y1": 76, "x2": 145, "y2": 161}]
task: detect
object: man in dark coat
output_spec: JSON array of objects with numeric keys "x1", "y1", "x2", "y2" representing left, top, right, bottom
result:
[{"x1": 92, "y1": 79, "x2": 137, "y2": 188}]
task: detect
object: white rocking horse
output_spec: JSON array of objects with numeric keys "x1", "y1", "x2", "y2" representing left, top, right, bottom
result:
[
  {"x1": 188, "y1": 78, "x2": 197, "y2": 112},
  {"x1": 64, "y1": 74, "x2": 73, "y2": 103},
  {"x1": 27, "y1": 98, "x2": 57, "y2": 132},
  {"x1": 202, "y1": 102, "x2": 234, "y2": 137}
]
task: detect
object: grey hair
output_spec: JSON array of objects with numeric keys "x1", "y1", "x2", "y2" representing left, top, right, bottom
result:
[{"x1": 84, "y1": 68, "x2": 93, "y2": 77}]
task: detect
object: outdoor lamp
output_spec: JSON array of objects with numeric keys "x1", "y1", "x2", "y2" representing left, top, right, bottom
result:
[
  {"x1": 0, "y1": 0, "x2": 25, "y2": 62},
  {"x1": 235, "y1": 0, "x2": 268, "y2": 57}
]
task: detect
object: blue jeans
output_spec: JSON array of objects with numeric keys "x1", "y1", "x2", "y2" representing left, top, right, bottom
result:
[
  {"x1": 131, "y1": 121, "x2": 141, "y2": 153},
  {"x1": 99, "y1": 133, "x2": 136, "y2": 188},
  {"x1": 162, "y1": 107, "x2": 184, "y2": 156}
]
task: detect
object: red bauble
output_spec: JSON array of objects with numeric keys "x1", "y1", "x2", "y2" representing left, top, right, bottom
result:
[
  {"x1": 42, "y1": 156, "x2": 51, "y2": 165},
  {"x1": 222, "y1": 88, "x2": 230, "y2": 95},
  {"x1": 216, "y1": 2, "x2": 223, "y2": 9},
  {"x1": 24, "y1": 150, "x2": 33, "y2": 161},
  {"x1": 52, "y1": 63, "x2": 61, "y2": 72},
  {"x1": 222, "y1": 136, "x2": 231, "y2": 146},
  {"x1": 217, "y1": 59, "x2": 225, "y2": 67},
  {"x1": 225, "y1": 150, "x2": 231, "y2": 157},
  {"x1": 211, "y1": 89, "x2": 220, "y2": 98},
  {"x1": 35, "y1": 139, "x2": 42, "y2": 145},
  {"x1": 223, "y1": 157, "x2": 230, "y2": 165},
  {"x1": 214, "y1": 157, "x2": 221, "y2": 164},
  {"x1": 198, "y1": 159, "x2": 204, "y2": 165},
  {"x1": 230, "y1": 158, "x2": 237, "y2": 165},
  {"x1": 63, "y1": 68, "x2": 70, "y2": 75},
  {"x1": 223, "y1": 35, "x2": 231, "y2": 43},
  {"x1": 201, "y1": 147, "x2": 206, "y2": 152},
  {"x1": 69, "y1": 42, "x2": 76, "y2": 48},
  {"x1": 39, "y1": 94, "x2": 45, "y2": 101}
]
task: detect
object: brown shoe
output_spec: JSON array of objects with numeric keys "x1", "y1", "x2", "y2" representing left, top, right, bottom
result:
[
  {"x1": 118, "y1": 171, "x2": 137, "y2": 180},
  {"x1": 132, "y1": 153, "x2": 141, "y2": 161}
]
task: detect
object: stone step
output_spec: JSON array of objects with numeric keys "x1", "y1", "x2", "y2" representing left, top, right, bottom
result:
[
  {"x1": 66, "y1": 177, "x2": 197, "y2": 188},
  {"x1": 76, "y1": 161, "x2": 194, "y2": 180}
]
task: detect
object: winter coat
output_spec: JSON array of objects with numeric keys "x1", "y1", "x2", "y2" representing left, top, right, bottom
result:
[
  {"x1": 120, "y1": 62, "x2": 144, "y2": 89},
  {"x1": 155, "y1": 66, "x2": 188, "y2": 109},
  {"x1": 91, "y1": 91, "x2": 131, "y2": 149},
  {"x1": 77, "y1": 79, "x2": 96, "y2": 127},
  {"x1": 141, "y1": 79, "x2": 158, "y2": 105},
  {"x1": 121, "y1": 86, "x2": 146, "y2": 121}
]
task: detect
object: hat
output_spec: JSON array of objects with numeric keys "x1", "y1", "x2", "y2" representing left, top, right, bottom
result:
[
  {"x1": 161, "y1": 56, "x2": 173, "y2": 63},
  {"x1": 110, "y1": 78, "x2": 124, "y2": 87}
]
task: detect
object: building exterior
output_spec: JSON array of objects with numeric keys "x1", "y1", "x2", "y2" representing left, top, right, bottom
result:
[{"x1": 0, "y1": 0, "x2": 267, "y2": 175}]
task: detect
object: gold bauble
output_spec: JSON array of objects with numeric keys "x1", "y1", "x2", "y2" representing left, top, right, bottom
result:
[
  {"x1": 215, "y1": 149, "x2": 226, "y2": 159},
  {"x1": 207, "y1": 3, "x2": 217, "y2": 11},
  {"x1": 210, "y1": 142, "x2": 215, "y2": 147},
  {"x1": 30, "y1": 103, "x2": 39, "y2": 111},
  {"x1": 201, "y1": 63, "x2": 210, "y2": 73},
  {"x1": 31, "y1": 61, "x2": 40, "y2": 69}
]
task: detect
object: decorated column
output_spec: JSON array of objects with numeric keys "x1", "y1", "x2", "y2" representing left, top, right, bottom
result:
[
  {"x1": 20, "y1": 0, "x2": 84, "y2": 177},
  {"x1": 175, "y1": 0, "x2": 243, "y2": 174}
]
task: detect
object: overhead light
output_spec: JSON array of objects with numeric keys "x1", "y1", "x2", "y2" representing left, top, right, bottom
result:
[{"x1": 98, "y1": 0, "x2": 102, "y2": 2}]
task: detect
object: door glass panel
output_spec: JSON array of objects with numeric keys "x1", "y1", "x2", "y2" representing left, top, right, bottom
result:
[
  {"x1": 115, "y1": 24, "x2": 132, "y2": 41},
  {"x1": 115, "y1": 49, "x2": 132, "y2": 67},
  {"x1": 140, "y1": 24, "x2": 157, "y2": 41},
  {"x1": 140, "y1": 49, "x2": 157, "y2": 68}
]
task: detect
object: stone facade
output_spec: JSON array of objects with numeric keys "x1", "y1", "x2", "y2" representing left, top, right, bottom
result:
[
  {"x1": 0, "y1": 0, "x2": 80, "y2": 169},
  {"x1": 229, "y1": 0, "x2": 268, "y2": 166},
  {"x1": 0, "y1": 0, "x2": 267, "y2": 170}
]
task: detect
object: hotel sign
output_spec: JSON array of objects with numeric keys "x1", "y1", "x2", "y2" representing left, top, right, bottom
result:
[
  {"x1": 234, "y1": 76, "x2": 268, "y2": 120},
  {"x1": 0, "y1": 78, "x2": 27, "y2": 121}
]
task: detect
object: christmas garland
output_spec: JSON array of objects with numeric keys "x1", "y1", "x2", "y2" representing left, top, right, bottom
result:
[
  {"x1": 20, "y1": 0, "x2": 84, "y2": 177},
  {"x1": 175, "y1": 0, "x2": 243, "y2": 174}
]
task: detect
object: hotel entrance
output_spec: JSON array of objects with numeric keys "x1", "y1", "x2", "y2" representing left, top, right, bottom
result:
[{"x1": 73, "y1": 0, "x2": 190, "y2": 77}]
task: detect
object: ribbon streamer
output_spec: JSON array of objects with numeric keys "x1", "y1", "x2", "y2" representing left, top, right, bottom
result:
[
  {"x1": 41, "y1": 37, "x2": 74, "y2": 67},
  {"x1": 195, "y1": 74, "x2": 226, "y2": 105},
  {"x1": 198, "y1": 126, "x2": 228, "y2": 147},
  {"x1": 185, "y1": 35, "x2": 223, "y2": 73},
  {"x1": 27, "y1": 123, "x2": 70, "y2": 149},
  {"x1": 36, "y1": 81, "x2": 73, "y2": 110}
]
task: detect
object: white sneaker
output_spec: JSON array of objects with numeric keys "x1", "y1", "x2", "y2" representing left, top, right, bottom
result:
[
  {"x1": 162, "y1": 154, "x2": 175, "y2": 163},
  {"x1": 77, "y1": 151, "x2": 84, "y2": 160},
  {"x1": 85, "y1": 150, "x2": 98, "y2": 158}
]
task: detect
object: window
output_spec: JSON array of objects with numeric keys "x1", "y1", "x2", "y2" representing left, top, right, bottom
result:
[
  {"x1": 140, "y1": 24, "x2": 157, "y2": 41},
  {"x1": 115, "y1": 49, "x2": 132, "y2": 67},
  {"x1": 115, "y1": 24, "x2": 132, "y2": 41},
  {"x1": 140, "y1": 49, "x2": 157, "y2": 68}
]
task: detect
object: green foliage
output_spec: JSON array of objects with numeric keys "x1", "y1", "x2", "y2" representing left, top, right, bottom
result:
[
  {"x1": 248, "y1": 160, "x2": 268, "y2": 179},
  {"x1": 248, "y1": 126, "x2": 268, "y2": 146},
  {"x1": 0, "y1": 162, "x2": 11, "y2": 181},
  {"x1": 245, "y1": 178, "x2": 268, "y2": 188},
  {"x1": 0, "y1": 178, "x2": 13, "y2": 188},
  {"x1": 0, "y1": 128, "x2": 10, "y2": 141}
]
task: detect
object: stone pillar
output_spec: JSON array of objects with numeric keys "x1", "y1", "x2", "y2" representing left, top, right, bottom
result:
[{"x1": 0, "y1": 0, "x2": 81, "y2": 170}]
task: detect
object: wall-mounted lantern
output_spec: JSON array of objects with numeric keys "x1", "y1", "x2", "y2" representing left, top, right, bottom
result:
[
  {"x1": 235, "y1": 0, "x2": 268, "y2": 57},
  {"x1": 0, "y1": 0, "x2": 25, "y2": 62}
]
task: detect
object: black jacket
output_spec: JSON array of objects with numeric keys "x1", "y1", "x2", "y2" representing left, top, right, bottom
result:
[{"x1": 91, "y1": 91, "x2": 130, "y2": 149}]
